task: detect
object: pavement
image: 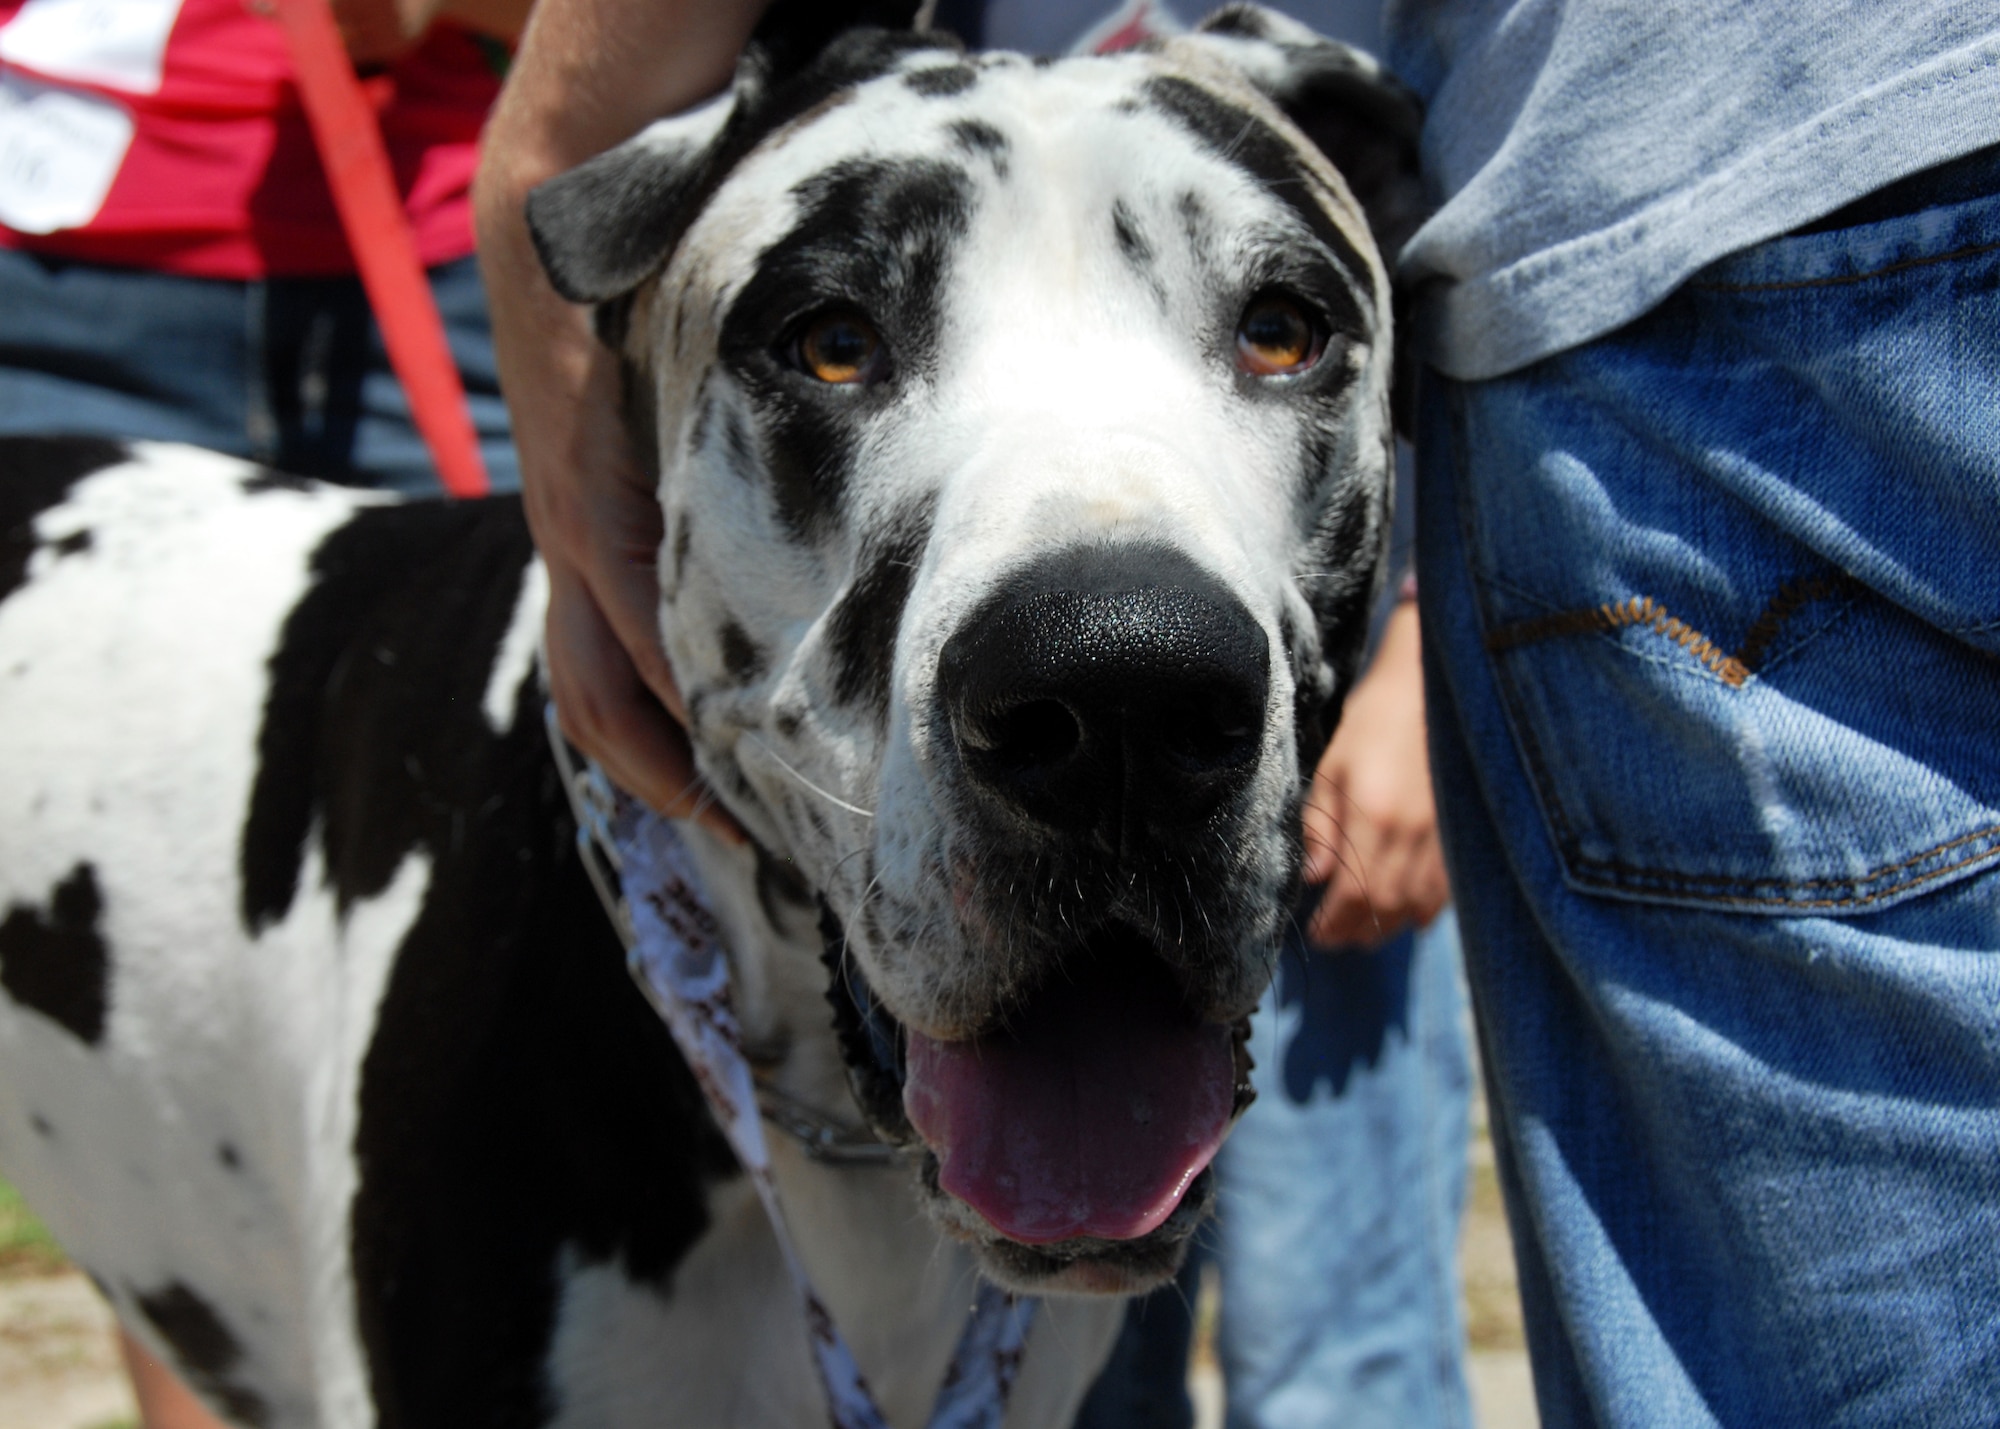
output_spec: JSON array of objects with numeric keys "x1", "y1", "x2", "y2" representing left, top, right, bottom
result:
[{"x1": 0, "y1": 1275, "x2": 134, "y2": 1429}]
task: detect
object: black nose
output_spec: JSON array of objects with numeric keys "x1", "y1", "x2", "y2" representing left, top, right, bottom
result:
[{"x1": 938, "y1": 544, "x2": 1270, "y2": 851}]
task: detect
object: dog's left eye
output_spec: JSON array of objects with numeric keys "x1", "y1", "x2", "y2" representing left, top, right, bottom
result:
[
  {"x1": 791, "y1": 311, "x2": 886, "y2": 385},
  {"x1": 1235, "y1": 293, "x2": 1325, "y2": 377}
]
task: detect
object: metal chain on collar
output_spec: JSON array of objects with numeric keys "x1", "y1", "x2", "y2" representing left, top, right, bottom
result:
[{"x1": 547, "y1": 705, "x2": 1037, "y2": 1429}]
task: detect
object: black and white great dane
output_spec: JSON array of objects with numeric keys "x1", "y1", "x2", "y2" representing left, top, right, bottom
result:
[{"x1": 0, "y1": 6, "x2": 1420, "y2": 1424}]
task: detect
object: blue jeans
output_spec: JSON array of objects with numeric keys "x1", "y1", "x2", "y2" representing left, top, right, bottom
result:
[
  {"x1": 1215, "y1": 914, "x2": 1473, "y2": 1429},
  {"x1": 1419, "y1": 143, "x2": 2000, "y2": 1427},
  {"x1": 0, "y1": 249, "x2": 517, "y2": 494}
]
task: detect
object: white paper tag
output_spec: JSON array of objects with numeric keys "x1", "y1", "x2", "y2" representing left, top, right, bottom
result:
[
  {"x1": 0, "y1": 70, "x2": 132, "y2": 234},
  {"x1": 0, "y1": 0, "x2": 184, "y2": 95}
]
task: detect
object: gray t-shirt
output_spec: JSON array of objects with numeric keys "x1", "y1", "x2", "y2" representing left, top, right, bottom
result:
[{"x1": 1384, "y1": 1, "x2": 2000, "y2": 378}]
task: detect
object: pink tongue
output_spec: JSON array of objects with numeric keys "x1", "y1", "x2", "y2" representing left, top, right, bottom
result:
[{"x1": 902, "y1": 954, "x2": 1234, "y2": 1245}]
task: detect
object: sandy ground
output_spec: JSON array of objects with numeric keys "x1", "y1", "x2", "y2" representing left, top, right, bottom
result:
[
  {"x1": 0, "y1": 1275, "x2": 134, "y2": 1429},
  {"x1": 0, "y1": 1102, "x2": 1537, "y2": 1429}
]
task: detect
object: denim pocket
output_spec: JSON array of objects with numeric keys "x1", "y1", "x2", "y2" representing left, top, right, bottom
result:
[{"x1": 1447, "y1": 178, "x2": 2000, "y2": 913}]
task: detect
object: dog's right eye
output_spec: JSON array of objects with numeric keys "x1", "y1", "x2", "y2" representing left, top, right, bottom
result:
[
  {"x1": 1235, "y1": 292, "x2": 1325, "y2": 378},
  {"x1": 790, "y1": 311, "x2": 886, "y2": 385}
]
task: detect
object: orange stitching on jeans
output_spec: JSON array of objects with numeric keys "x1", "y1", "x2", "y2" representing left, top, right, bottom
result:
[
  {"x1": 1486, "y1": 595, "x2": 1750, "y2": 685},
  {"x1": 1734, "y1": 574, "x2": 1852, "y2": 672},
  {"x1": 1485, "y1": 575, "x2": 1857, "y2": 684}
]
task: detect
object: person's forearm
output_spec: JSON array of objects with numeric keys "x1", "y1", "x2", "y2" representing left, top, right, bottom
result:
[{"x1": 469, "y1": 0, "x2": 765, "y2": 822}]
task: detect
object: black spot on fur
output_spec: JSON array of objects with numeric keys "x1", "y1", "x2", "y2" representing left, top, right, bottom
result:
[
  {"x1": 0, "y1": 436, "x2": 128, "y2": 606},
  {"x1": 135, "y1": 1281, "x2": 271, "y2": 1426},
  {"x1": 689, "y1": 387, "x2": 717, "y2": 457},
  {"x1": 348, "y1": 746, "x2": 736, "y2": 1428},
  {"x1": 748, "y1": 1, "x2": 936, "y2": 79},
  {"x1": 217, "y1": 1142, "x2": 241, "y2": 1172},
  {"x1": 1279, "y1": 604, "x2": 1335, "y2": 777},
  {"x1": 1198, "y1": 3, "x2": 1274, "y2": 38},
  {"x1": 753, "y1": 842, "x2": 815, "y2": 927},
  {"x1": 719, "y1": 161, "x2": 972, "y2": 539},
  {"x1": 947, "y1": 118, "x2": 1010, "y2": 176},
  {"x1": 30, "y1": 1112, "x2": 53, "y2": 1138},
  {"x1": 1112, "y1": 200, "x2": 1154, "y2": 270},
  {"x1": 1144, "y1": 77, "x2": 1373, "y2": 331},
  {"x1": 0, "y1": 863, "x2": 108, "y2": 1045},
  {"x1": 241, "y1": 469, "x2": 316, "y2": 495},
  {"x1": 230, "y1": 492, "x2": 739, "y2": 1423},
  {"x1": 238, "y1": 499, "x2": 538, "y2": 932},
  {"x1": 671, "y1": 513, "x2": 694, "y2": 591},
  {"x1": 51, "y1": 529, "x2": 91, "y2": 558},
  {"x1": 825, "y1": 492, "x2": 937, "y2": 714},
  {"x1": 1177, "y1": 190, "x2": 1216, "y2": 267},
  {"x1": 1300, "y1": 484, "x2": 1378, "y2": 742},
  {"x1": 906, "y1": 63, "x2": 976, "y2": 96},
  {"x1": 719, "y1": 618, "x2": 769, "y2": 682},
  {"x1": 721, "y1": 408, "x2": 758, "y2": 484}
]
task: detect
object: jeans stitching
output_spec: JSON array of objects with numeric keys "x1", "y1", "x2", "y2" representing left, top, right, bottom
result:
[
  {"x1": 1483, "y1": 573, "x2": 1858, "y2": 686},
  {"x1": 1732, "y1": 574, "x2": 1856, "y2": 669},
  {"x1": 1564, "y1": 827, "x2": 2000, "y2": 908},
  {"x1": 1688, "y1": 238, "x2": 2000, "y2": 293},
  {"x1": 1486, "y1": 596, "x2": 1751, "y2": 685}
]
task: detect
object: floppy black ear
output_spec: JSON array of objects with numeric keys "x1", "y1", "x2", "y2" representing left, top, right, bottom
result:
[
  {"x1": 1187, "y1": 5, "x2": 1426, "y2": 260},
  {"x1": 525, "y1": 89, "x2": 738, "y2": 305},
  {"x1": 525, "y1": 0, "x2": 944, "y2": 307}
]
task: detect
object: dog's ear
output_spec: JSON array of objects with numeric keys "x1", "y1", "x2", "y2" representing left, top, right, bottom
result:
[
  {"x1": 526, "y1": 1, "x2": 945, "y2": 307},
  {"x1": 1184, "y1": 5, "x2": 1426, "y2": 261},
  {"x1": 525, "y1": 89, "x2": 738, "y2": 306}
]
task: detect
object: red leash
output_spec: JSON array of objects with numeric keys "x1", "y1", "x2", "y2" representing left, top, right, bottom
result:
[{"x1": 267, "y1": 0, "x2": 492, "y2": 498}]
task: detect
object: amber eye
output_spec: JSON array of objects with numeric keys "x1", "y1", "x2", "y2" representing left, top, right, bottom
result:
[
  {"x1": 1235, "y1": 294, "x2": 1323, "y2": 376},
  {"x1": 793, "y1": 311, "x2": 885, "y2": 384}
]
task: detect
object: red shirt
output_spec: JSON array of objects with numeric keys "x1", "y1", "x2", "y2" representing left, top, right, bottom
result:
[{"x1": 0, "y1": 0, "x2": 502, "y2": 278}]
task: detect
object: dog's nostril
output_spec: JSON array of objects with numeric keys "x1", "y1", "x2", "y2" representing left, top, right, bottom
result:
[
  {"x1": 980, "y1": 699, "x2": 1082, "y2": 769},
  {"x1": 1160, "y1": 698, "x2": 1259, "y2": 770}
]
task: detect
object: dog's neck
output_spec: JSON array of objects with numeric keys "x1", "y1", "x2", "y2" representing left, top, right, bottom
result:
[{"x1": 676, "y1": 822, "x2": 865, "y2": 1132}]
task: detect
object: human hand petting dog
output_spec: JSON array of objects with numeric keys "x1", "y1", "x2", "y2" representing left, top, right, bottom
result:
[
  {"x1": 1301, "y1": 600, "x2": 1450, "y2": 949},
  {"x1": 474, "y1": 0, "x2": 765, "y2": 831}
]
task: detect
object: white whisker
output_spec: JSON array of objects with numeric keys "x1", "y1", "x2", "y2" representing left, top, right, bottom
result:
[{"x1": 742, "y1": 732, "x2": 876, "y2": 819}]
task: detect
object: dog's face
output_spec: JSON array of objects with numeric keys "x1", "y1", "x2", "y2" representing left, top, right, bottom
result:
[{"x1": 531, "y1": 5, "x2": 1419, "y2": 1295}]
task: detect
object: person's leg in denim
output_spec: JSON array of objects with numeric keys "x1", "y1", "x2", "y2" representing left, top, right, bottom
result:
[
  {"x1": 1418, "y1": 143, "x2": 2000, "y2": 1428},
  {"x1": 0, "y1": 250, "x2": 516, "y2": 493},
  {"x1": 1215, "y1": 912, "x2": 1474, "y2": 1429}
]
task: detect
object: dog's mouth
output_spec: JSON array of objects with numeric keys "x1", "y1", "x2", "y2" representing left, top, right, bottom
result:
[{"x1": 821, "y1": 915, "x2": 1254, "y2": 1292}]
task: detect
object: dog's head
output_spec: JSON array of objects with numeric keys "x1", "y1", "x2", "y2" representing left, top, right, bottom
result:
[{"x1": 529, "y1": 3, "x2": 1420, "y2": 1295}]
